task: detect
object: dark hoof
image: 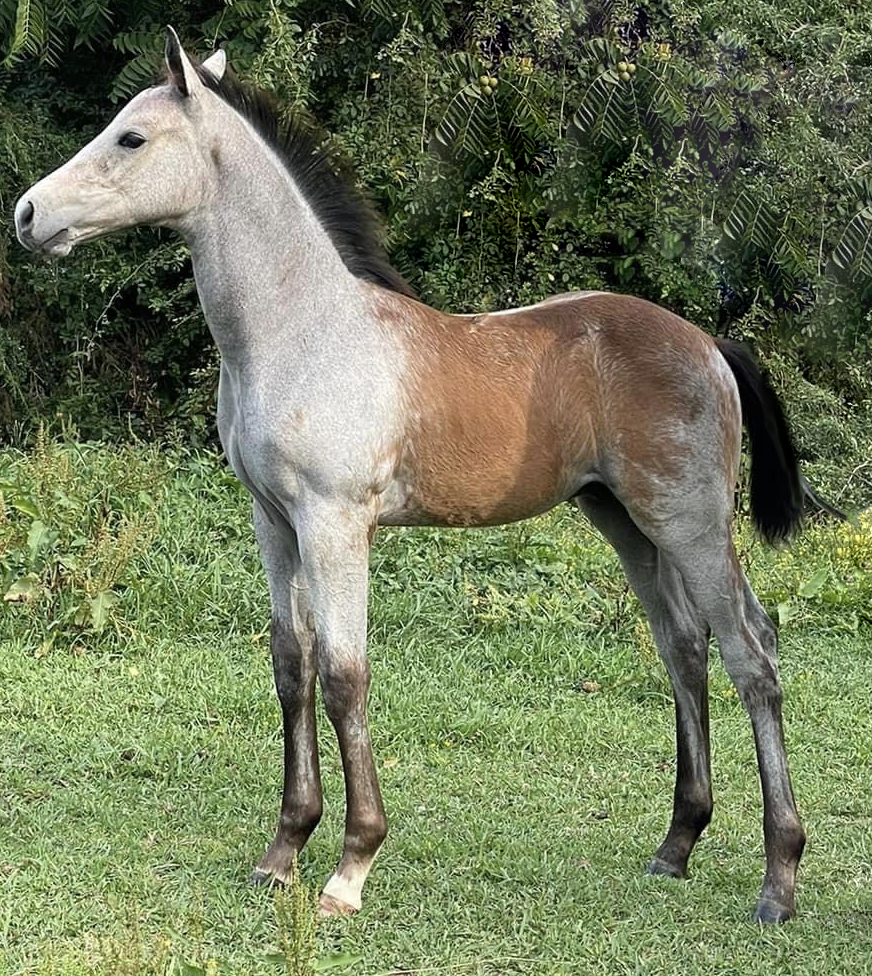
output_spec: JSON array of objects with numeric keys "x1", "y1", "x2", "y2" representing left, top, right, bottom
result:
[
  {"x1": 250, "y1": 868, "x2": 286, "y2": 889},
  {"x1": 753, "y1": 898, "x2": 794, "y2": 924},
  {"x1": 645, "y1": 857, "x2": 685, "y2": 879}
]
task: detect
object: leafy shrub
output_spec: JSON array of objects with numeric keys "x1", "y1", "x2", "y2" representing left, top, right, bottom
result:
[
  {"x1": 0, "y1": 427, "x2": 163, "y2": 644},
  {"x1": 742, "y1": 510, "x2": 872, "y2": 634},
  {"x1": 1, "y1": 0, "x2": 872, "y2": 439}
]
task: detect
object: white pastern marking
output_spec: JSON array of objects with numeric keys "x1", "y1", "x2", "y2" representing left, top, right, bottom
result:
[{"x1": 322, "y1": 872, "x2": 364, "y2": 911}]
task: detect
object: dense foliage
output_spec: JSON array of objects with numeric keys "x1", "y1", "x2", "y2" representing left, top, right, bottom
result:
[{"x1": 1, "y1": 1, "x2": 871, "y2": 466}]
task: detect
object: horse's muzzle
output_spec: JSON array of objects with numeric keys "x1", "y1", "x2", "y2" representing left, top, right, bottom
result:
[
  {"x1": 13, "y1": 196, "x2": 38, "y2": 250},
  {"x1": 14, "y1": 196, "x2": 72, "y2": 255}
]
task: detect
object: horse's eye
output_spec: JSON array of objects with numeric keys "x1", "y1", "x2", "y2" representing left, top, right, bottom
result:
[{"x1": 118, "y1": 132, "x2": 146, "y2": 149}]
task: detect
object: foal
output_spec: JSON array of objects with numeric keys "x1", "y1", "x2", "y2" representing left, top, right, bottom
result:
[{"x1": 15, "y1": 29, "x2": 837, "y2": 923}]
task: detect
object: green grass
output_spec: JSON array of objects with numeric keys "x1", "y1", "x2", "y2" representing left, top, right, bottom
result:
[{"x1": 2, "y1": 441, "x2": 872, "y2": 974}]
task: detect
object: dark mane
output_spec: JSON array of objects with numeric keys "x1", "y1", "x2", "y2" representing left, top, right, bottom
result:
[{"x1": 191, "y1": 61, "x2": 415, "y2": 298}]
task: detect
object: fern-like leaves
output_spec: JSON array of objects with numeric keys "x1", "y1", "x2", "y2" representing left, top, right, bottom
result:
[
  {"x1": 722, "y1": 188, "x2": 814, "y2": 304},
  {"x1": 832, "y1": 207, "x2": 872, "y2": 282},
  {"x1": 1, "y1": 0, "x2": 113, "y2": 66},
  {"x1": 723, "y1": 189, "x2": 778, "y2": 252},
  {"x1": 3, "y1": 0, "x2": 46, "y2": 66}
]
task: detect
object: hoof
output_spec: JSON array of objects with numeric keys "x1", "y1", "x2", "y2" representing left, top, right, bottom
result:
[
  {"x1": 319, "y1": 892, "x2": 358, "y2": 917},
  {"x1": 250, "y1": 868, "x2": 286, "y2": 889},
  {"x1": 645, "y1": 857, "x2": 685, "y2": 879},
  {"x1": 753, "y1": 898, "x2": 793, "y2": 924}
]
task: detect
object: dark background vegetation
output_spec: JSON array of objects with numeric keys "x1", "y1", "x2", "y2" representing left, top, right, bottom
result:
[{"x1": 1, "y1": 0, "x2": 870, "y2": 502}]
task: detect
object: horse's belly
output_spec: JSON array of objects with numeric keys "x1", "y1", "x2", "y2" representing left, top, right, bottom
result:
[{"x1": 378, "y1": 431, "x2": 594, "y2": 528}]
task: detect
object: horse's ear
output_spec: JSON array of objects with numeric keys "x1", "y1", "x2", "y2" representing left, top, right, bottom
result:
[
  {"x1": 164, "y1": 26, "x2": 199, "y2": 97},
  {"x1": 201, "y1": 49, "x2": 227, "y2": 81}
]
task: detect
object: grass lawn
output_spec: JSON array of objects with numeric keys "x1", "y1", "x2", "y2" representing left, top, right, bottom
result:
[{"x1": 2, "y1": 441, "x2": 872, "y2": 974}]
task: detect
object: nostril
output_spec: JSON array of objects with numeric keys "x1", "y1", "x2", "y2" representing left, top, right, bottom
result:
[{"x1": 19, "y1": 200, "x2": 35, "y2": 229}]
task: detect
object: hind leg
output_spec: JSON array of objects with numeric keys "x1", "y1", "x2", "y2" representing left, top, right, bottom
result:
[
  {"x1": 650, "y1": 517, "x2": 805, "y2": 922},
  {"x1": 576, "y1": 485, "x2": 712, "y2": 879}
]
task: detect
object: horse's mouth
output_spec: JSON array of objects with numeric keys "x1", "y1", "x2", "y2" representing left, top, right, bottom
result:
[
  {"x1": 38, "y1": 228, "x2": 73, "y2": 257},
  {"x1": 17, "y1": 226, "x2": 72, "y2": 257}
]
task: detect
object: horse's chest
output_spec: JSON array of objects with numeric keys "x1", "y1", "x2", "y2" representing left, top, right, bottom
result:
[
  {"x1": 217, "y1": 386, "x2": 357, "y2": 510},
  {"x1": 216, "y1": 360, "x2": 404, "y2": 518},
  {"x1": 217, "y1": 381, "x2": 295, "y2": 503},
  {"x1": 221, "y1": 410, "x2": 272, "y2": 492}
]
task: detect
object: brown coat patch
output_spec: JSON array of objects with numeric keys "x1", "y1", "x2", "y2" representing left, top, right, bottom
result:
[
  {"x1": 375, "y1": 293, "x2": 600, "y2": 525},
  {"x1": 368, "y1": 288, "x2": 739, "y2": 528}
]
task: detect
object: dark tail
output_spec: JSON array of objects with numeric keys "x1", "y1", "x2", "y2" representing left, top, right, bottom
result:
[{"x1": 715, "y1": 339, "x2": 846, "y2": 543}]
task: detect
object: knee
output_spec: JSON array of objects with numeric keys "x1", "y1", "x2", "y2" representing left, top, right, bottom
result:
[
  {"x1": 731, "y1": 662, "x2": 782, "y2": 709},
  {"x1": 272, "y1": 612, "x2": 304, "y2": 671},
  {"x1": 662, "y1": 626, "x2": 709, "y2": 689},
  {"x1": 273, "y1": 654, "x2": 309, "y2": 708},
  {"x1": 758, "y1": 615, "x2": 778, "y2": 661},
  {"x1": 675, "y1": 628, "x2": 709, "y2": 668},
  {"x1": 274, "y1": 667, "x2": 304, "y2": 705},
  {"x1": 272, "y1": 615, "x2": 319, "y2": 698},
  {"x1": 743, "y1": 594, "x2": 778, "y2": 662},
  {"x1": 318, "y1": 653, "x2": 370, "y2": 722}
]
